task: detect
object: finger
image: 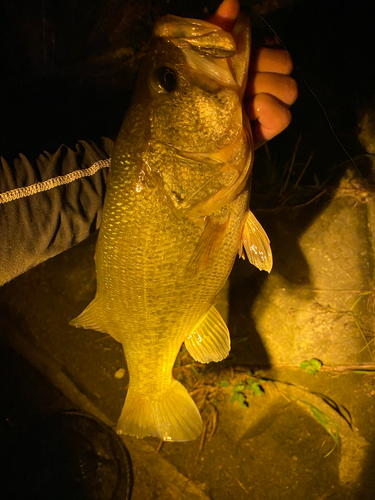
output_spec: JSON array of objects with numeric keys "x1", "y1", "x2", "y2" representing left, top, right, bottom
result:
[
  {"x1": 207, "y1": 0, "x2": 240, "y2": 31},
  {"x1": 246, "y1": 93, "x2": 292, "y2": 147},
  {"x1": 246, "y1": 72, "x2": 298, "y2": 106},
  {"x1": 250, "y1": 47, "x2": 293, "y2": 75}
]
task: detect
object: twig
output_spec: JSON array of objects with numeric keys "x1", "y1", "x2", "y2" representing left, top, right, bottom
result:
[
  {"x1": 233, "y1": 364, "x2": 375, "y2": 372},
  {"x1": 225, "y1": 472, "x2": 249, "y2": 494},
  {"x1": 281, "y1": 134, "x2": 301, "y2": 194},
  {"x1": 293, "y1": 150, "x2": 314, "y2": 190},
  {"x1": 208, "y1": 408, "x2": 218, "y2": 441},
  {"x1": 196, "y1": 420, "x2": 208, "y2": 464},
  {"x1": 289, "y1": 189, "x2": 327, "y2": 209},
  {"x1": 156, "y1": 439, "x2": 164, "y2": 453}
]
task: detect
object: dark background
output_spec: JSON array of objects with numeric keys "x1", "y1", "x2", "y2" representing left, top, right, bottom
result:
[{"x1": 1, "y1": 0, "x2": 374, "y2": 179}]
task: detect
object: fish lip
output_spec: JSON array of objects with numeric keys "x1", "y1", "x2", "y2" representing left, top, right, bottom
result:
[
  {"x1": 153, "y1": 13, "x2": 251, "y2": 90},
  {"x1": 228, "y1": 13, "x2": 252, "y2": 96},
  {"x1": 153, "y1": 15, "x2": 237, "y2": 57}
]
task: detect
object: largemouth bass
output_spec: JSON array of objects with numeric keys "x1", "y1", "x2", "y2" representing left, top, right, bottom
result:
[{"x1": 71, "y1": 12, "x2": 272, "y2": 442}]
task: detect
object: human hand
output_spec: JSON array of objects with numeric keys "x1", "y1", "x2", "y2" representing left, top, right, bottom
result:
[{"x1": 208, "y1": 0, "x2": 298, "y2": 149}]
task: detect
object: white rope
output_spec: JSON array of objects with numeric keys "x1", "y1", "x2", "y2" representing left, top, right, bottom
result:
[{"x1": 0, "y1": 158, "x2": 111, "y2": 205}]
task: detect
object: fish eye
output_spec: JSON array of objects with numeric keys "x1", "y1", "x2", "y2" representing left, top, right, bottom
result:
[{"x1": 155, "y1": 66, "x2": 178, "y2": 93}]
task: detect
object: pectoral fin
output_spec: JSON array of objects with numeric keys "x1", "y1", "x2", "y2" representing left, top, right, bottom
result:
[
  {"x1": 69, "y1": 297, "x2": 108, "y2": 334},
  {"x1": 184, "y1": 306, "x2": 230, "y2": 363},
  {"x1": 185, "y1": 213, "x2": 229, "y2": 278},
  {"x1": 239, "y1": 210, "x2": 273, "y2": 273}
]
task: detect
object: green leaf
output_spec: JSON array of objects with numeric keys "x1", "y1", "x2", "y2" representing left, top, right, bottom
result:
[
  {"x1": 230, "y1": 393, "x2": 239, "y2": 403},
  {"x1": 237, "y1": 393, "x2": 248, "y2": 409},
  {"x1": 300, "y1": 400, "x2": 339, "y2": 455},
  {"x1": 220, "y1": 379, "x2": 230, "y2": 387},
  {"x1": 191, "y1": 365, "x2": 204, "y2": 379},
  {"x1": 252, "y1": 383, "x2": 263, "y2": 396},
  {"x1": 243, "y1": 379, "x2": 264, "y2": 396},
  {"x1": 300, "y1": 358, "x2": 323, "y2": 375},
  {"x1": 232, "y1": 336, "x2": 249, "y2": 344}
]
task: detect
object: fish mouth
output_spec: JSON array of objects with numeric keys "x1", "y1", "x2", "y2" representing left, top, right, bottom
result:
[{"x1": 154, "y1": 13, "x2": 251, "y2": 95}]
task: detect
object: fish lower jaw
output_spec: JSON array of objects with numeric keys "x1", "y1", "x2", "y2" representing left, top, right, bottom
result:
[{"x1": 116, "y1": 379, "x2": 202, "y2": 442}]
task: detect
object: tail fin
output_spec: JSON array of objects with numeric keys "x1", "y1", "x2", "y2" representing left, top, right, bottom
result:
[{"x1": 116, "y1": 379, "x2": 202, "y2": 442}]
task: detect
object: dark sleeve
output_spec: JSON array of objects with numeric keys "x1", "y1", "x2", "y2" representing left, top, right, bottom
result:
[{"x1": 0, "y1": 137, "x2": 114, "y2": 286}]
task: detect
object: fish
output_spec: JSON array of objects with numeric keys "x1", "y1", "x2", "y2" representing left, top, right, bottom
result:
[{"x1": 70, "y1": 11, "x2": 272, "y2": 442}]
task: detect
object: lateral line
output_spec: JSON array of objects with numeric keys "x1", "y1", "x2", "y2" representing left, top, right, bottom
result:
[{"x1": 0, "y1": 158, "x2": 111, "y2": 205}]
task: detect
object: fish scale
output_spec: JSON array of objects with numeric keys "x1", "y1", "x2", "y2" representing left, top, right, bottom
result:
[{"x1": 71, "y1": 12, "x2": 272, "y2": 441}]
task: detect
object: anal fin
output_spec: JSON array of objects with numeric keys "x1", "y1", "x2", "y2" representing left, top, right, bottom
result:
[
  {"x1": 69, "y1": 297, "x2": 108, "y2": 334},
  {"x1": 239, "y1": 210, "x2": 273, "y2": 273},
  {"x1": 185, "y1": 306, "x2": 230, "y2": 363}
]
